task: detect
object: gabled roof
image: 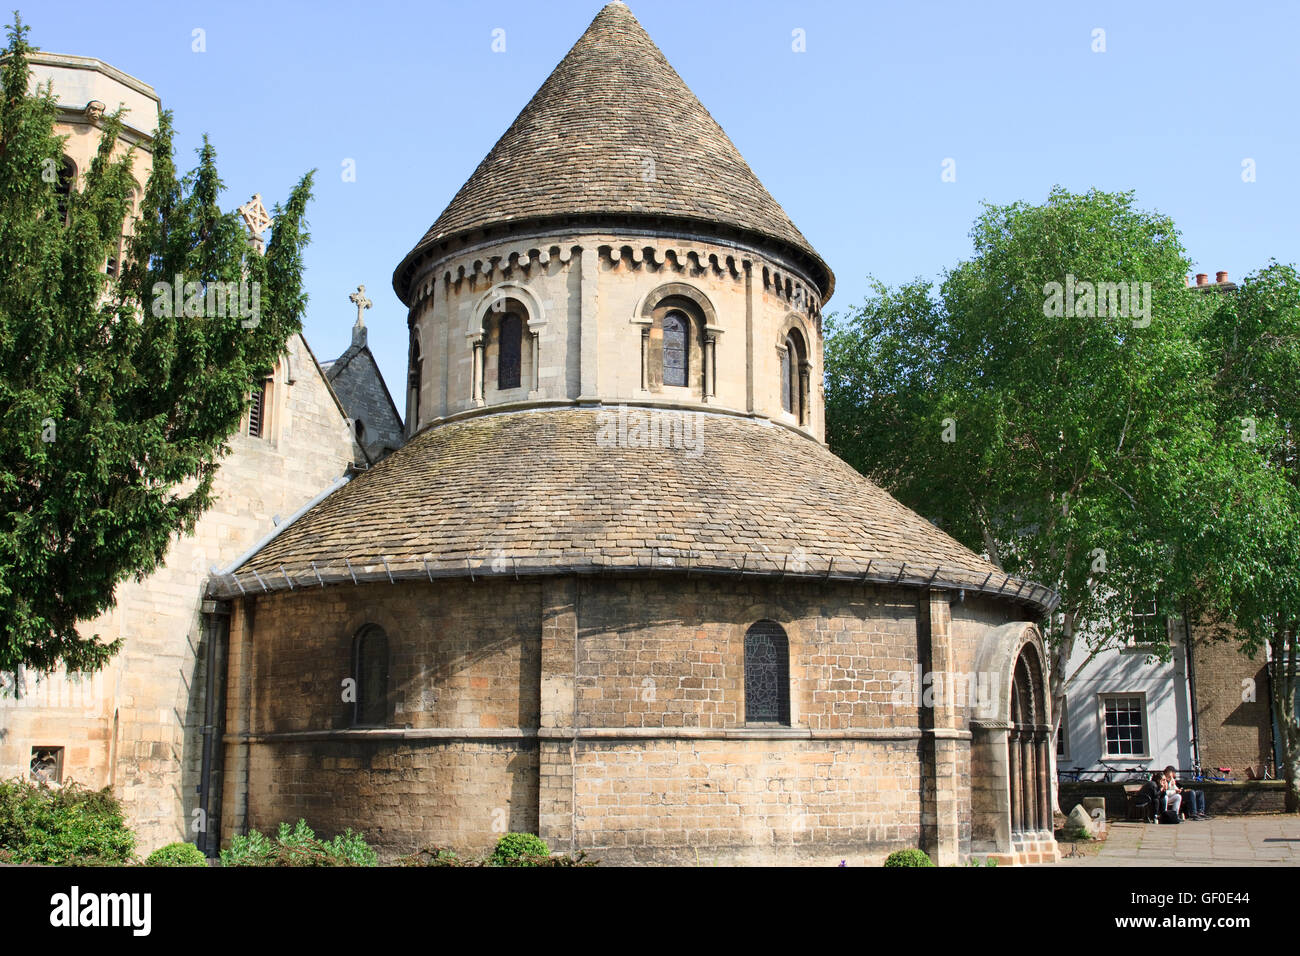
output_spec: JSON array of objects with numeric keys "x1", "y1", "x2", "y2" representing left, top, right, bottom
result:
[{"x1": 393, "y1": 2, "x2": 832, "y2": 302}]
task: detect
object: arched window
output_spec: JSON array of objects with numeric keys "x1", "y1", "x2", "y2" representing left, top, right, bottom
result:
[
  {"x1": 498, "y1": 312, "x2": 522, "y2": 390},
  {"x1": 744, "y1": 621, "x2": 790, "y2": 725},
  {"x1": 352, "y1": 625, "x2": 389, "y2": 727},
  {"x1": 55, "y1": 156, "x2": 76, "y2": 225},
  {"x1": 408, "y1": 332, "x2": 422, "y2": 429},
  {"x1": 662, "y1": 311, "x2": 688, "y2": 387},
  {"x1": 354, "y1": 419, "x2": 365, "y2": 443},
  {"x1": 782, "y1": 329, "x2": 807, "y2": 423}
]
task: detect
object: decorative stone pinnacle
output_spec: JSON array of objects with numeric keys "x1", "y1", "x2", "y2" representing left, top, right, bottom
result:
[{"x1": 238, "y1": 193, "x2": 272, "y2": 251}]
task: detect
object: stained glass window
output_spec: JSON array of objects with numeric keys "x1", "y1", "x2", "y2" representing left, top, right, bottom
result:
[
  {"x1": 353, "y1": 625, "x2": 389, "y2": 727},
  {"x1": 744, "y1": 621, "x2": 790, "y2": 724},
  {"x1": 499, "y1": 313, "x2": 522, "y2": 390},
  {"x1": 663, "y1": 312, "x2": 688, "y2": 387}
]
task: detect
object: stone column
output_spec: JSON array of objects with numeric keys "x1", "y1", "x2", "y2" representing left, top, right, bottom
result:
[
  {"x1": 219, "y1": 597, "x2": 256, "y2": 843},
  {"x1": 920, "y1": 590, "x2": 961, "y2": 866},
  {"x1": 530, "y1": 331, "x2": 540, "y2": 394},
  {"x1": 578, "y1": 248, "x2": 599, "y2": 401},
  {"x1": 1037, "y1": 733, "x2": 1053, "y2": 834},
  {"x1": 1008, "y1": 731, "x2": 1022, "y2": 836},
  {"x1": 640, "y1": 327, "x2": 649, "y2": 391},
  {"x1": 1021, "y1": 734, "x2": 1035, "y2": 836},
  {"x1": 538, "y1": 578, "x2": 578, "y2": 854},
  {"x1": 471, "y1": 339, "x2": 484, "y2": 405},
  {"x1": 743, "y1": 261, "x2": 755, "y2": 413}
]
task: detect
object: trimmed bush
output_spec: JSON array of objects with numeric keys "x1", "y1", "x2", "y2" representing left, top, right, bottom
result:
[
  {"x1": 489, "y1": 832, "x2": 550, "y2": 867},
  {"x1": 219, "y1": 819, "x2": 377, "y2": 867},
  {"x1": 0, "y1": 777, "x2": 135, "y2": 865},
  {"x1": 883, "y1": 848, "x2": 935, "y2": 868},
  {"x1": 145, "y1": 842, "x2": 207, "y2": 867}
]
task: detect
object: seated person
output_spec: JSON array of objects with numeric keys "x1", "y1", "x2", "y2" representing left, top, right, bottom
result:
[
  {"x1": 1137, "y1": 774, "x2": 1162, "y2": 822},
  {"x1": 1164, "y1": 766, "x2": 1209, "y2": 820},
  {"x1": 1156, "y1": 770, "x2": 1181, "y2": 820}
]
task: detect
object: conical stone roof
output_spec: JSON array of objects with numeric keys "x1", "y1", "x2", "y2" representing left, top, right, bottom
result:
[
  {"x1": 215, "y1": 407, "x2": 1055, "y2": 614},
  {"x1": 393, "y1": 2, "x2": 833, "y2": 302}
]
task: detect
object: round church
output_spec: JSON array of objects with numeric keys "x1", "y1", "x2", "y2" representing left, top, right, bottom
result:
[{"x1": 210, "y1": 2, "x2": 1059, "y2": 865}]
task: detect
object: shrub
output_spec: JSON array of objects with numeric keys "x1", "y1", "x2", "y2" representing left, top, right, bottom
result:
[
  {"x1": 0, "y1": 777, "x2": 136, "y2": 865},
  {"x1": 219, "y1": 819, "x2": 377, "y2": 867},
  {"x1": 883, "y1": 848, "x2": 935, "y2": 868},
  {"x1": 399, "y1": 845, "x2": 475, "y2": 867},
  {"x1": 145, "y1": 842, "x2": 207, "y2": 867},
  {"x1": 515, "y1": 850, "x2": 598, "y2": 867},
  {"x1": 489, "y1": 832, "x2": 550, "y2": 867},
  {"x1": 400, "y1": 842, "x2": 597, "y2": 867}
]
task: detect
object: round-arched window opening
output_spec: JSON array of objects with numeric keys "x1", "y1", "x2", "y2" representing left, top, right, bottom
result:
[
  {"x1": 498, "y1": 312, "x2": 523, "y2": 390},
  {"x1": 352, "y1": 624, "x2": 390, "y2": 727},
  {"x1": 354, "y1": 419, "x2": 366, "y2": 442},
  {"x1": 782, "y1": 328, "x2": 807, "y2": 422},
  {"x1": 662, "y1": 311, "x2": 689, "y2": 387},
  {"x1": 744, "y1": 620, "x2": 791, "y2": 725}
]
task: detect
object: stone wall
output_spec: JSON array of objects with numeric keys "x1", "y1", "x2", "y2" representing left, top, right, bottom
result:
[
  {"x1": 1060, "y1": 780, "x2": 1288, "y2": 819},
  {"x1": 221, "y1": 573, "x2": 1037, "y2": 864},
  {"x1": 407, "y1": 232, "x2": 825, "y2": 441},
  {"x1": 0, "y1": 334, "x2": 354, "y2": 854}
]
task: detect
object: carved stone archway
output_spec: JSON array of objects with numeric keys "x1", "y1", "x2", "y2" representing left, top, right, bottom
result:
[{"x1": 970, "y1": 621, "x2": 1059, "y2": 865}]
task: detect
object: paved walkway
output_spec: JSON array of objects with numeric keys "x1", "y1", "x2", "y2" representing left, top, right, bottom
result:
[{"x1": 1056, "y1": 815, "x2": 1300, "y2": 866}]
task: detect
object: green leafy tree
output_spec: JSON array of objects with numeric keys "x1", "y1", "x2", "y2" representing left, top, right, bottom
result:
[
  {"x1": 1194, "y1": 262, "x2": 1300, "y2": 810},
  {"x1": 825, "y1": 188, "x2": 1223, "y2": 766},
  {"x1": 0, "y1": 17, "x2": 314, "y2": 677}
]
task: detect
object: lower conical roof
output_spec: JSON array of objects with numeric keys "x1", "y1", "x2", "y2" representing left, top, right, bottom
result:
[{"x1": 213, "y1": 407, "x2": 1055, "y2": 613}]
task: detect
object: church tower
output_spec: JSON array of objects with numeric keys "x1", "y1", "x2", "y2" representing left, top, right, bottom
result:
[
  {"x1": 216, "y1": 4, "x2": 1059, "y2": 866},
  {"x1": 393, "y1": 1, "x2": 831, "y2": 440}
]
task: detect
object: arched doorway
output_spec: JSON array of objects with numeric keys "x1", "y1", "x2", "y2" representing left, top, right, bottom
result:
[
  {"x1": 970, "y1": 622, "x2": 1059, "y2": 864},
  {"x1": 1008, "y1": 645, "x2": 1053, "y2": 840}
]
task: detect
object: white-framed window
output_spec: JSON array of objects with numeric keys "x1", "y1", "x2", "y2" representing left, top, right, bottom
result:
[
  {"x1": 1129, "y1": 599, "x2": 1167, "y2": 646},
  {"x1": 1100, "y1": 693, "x2": 1148, "y2": 758}
]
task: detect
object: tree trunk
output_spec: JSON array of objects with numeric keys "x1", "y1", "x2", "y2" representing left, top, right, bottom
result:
[
  {"x1": 1049, "y1": 610, "x2": 1075, "y2": 816},
  {"x1": 1269, "y1": 631, "x2": 1298, "y2": 813}
]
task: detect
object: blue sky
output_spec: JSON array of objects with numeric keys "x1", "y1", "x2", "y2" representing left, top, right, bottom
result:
[{"x1": 24, "y1": 1, "x2": 1300, "y2": 399}]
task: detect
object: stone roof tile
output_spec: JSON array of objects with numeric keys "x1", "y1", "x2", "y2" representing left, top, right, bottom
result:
[
  {"x1": 392, "y1": 2, "x2": 832, "y2": 301},
  {"x1": 220, "y1": 407, "x2": 1055, "y2": 613}
]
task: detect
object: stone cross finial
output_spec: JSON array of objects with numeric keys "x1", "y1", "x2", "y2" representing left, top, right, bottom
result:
[
  {"x1": 238, "y1": 193, "x2": 272, "y2": 254},
  {"x1": 349, "y1": 284, "x2": 373, "y2": 327}
]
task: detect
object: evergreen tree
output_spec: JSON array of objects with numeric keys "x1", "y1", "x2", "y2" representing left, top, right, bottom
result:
[{"x1": 0, "y1": 17, "x2": 315, "y2": 676}]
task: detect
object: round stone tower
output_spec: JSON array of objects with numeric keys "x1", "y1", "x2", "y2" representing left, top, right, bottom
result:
[
  {"x1": 214, "y1": 3, "x2": 1059, "y2": 866},
  {"x1": 391, "y1": 0, "x2": 832, "y2": 444}
]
